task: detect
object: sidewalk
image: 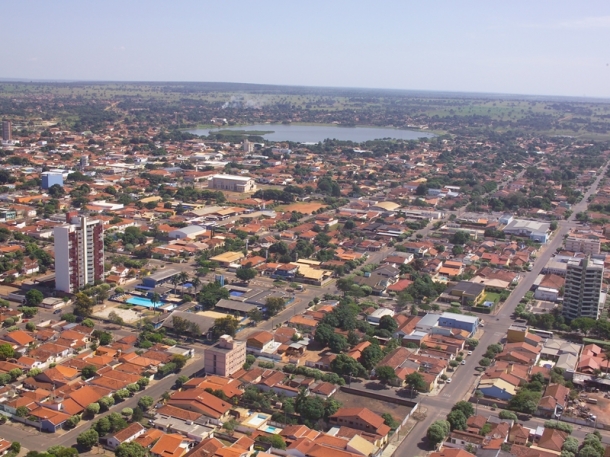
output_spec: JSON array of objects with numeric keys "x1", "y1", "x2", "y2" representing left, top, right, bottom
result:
[{"x1": 382, "y1": 407, "x2": 428, "y2": 457}]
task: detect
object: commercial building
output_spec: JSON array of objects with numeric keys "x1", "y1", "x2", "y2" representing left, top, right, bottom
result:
[
  {"x1": 209, "y1": 174, "x2": 256, "y2": 193},
  {"x1": 562, "y1": 256, "x2": 604, "y2": 320},
  {"x1": 54, "y1": 216, "x2": 104, "y2": 293},
  {"x1": 141, "y1": 269, "x2": 180, "y2": 288},
  {"x1": 168, "y1": 225, "x2": 206, "y2": 240},
  {"x1": 203, "y1": 335, "x2": 246, "y2": 377},
  {"x1": 438, "y1": 312, "x2": 480, "y2": 336},
  {"x1": 564, "y1": 235, "x2": 601, "y2": 255},
  {"x1": 2, "y1": 120, "x2": 11, "y2": 142},
  {"x1": 41, "y1": 172, "x2": 64, "y2": 190},
  {"x1": 503, "y1": 219, "x2": 550, "y2": 243}
]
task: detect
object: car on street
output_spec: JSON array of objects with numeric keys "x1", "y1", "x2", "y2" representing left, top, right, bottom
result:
[
  {"x1": 468, "y1": 351, "x2": 473, "y2": 355},
  {"x1": 461, "y1": 360, "x2": 466, "y2": 365},
  {"x1": 53, "y1": 309, "x2": 62, "y2": 314},
  {"x1": 446, "y1": 378, "x2": 452, "y2": 383}
]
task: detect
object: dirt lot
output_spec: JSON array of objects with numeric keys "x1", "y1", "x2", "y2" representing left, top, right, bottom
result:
[
  {"x1": 278, "y1": 202, "x2": 327, "y2": 214},
  {"x1": 333, "y1": 389, "x2": 413, "y2": 421},
  {"x1": 574, "y1": 391, "x2": 610, "y2": 425}
]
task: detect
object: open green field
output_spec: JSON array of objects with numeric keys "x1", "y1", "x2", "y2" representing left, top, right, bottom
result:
[{"x1": 2, "y1": 81, "x2": 610, "y2": 138}]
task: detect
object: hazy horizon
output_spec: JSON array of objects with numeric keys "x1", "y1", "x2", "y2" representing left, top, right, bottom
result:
[{"x1": 1, "y1": 1, "x2": 609, "y2": 98}]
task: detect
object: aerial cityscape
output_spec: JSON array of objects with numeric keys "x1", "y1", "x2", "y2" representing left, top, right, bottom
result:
[{"x1": 1, "y1": 2, "x2": 610, "y2": 457}]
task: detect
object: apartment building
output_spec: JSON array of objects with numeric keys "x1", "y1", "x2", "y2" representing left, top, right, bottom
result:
[
  {"x1": 54, "y1": 216, "x2": 104, "y2": 293},
  {"x1": 564, "y1": 235, "x2": 601, "y2": 255},
  {"x1": 562, "y1": 256, "x2": 604, "y2": 320},
  {"x1": 2, "y1": 120, "x2": 11, "y2": 142},
  {"x1": 203, "y1": 335, "x2": 246, "y2": 377}
]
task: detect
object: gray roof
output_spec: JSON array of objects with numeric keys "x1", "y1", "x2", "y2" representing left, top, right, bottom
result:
[
  {"x1": 504, "y1": 219, "x2": 550, "y2": 233},
  {"x1": 440, "y1": 312, "x2": 479, "y2": 324},
  {"x1": 147, "y1": 268, "x2": 180, "y2": 281},
  {"x1": 215, "y1": 299, "x2": 258, "y2": 313},
  {"x1": 417, "y1": 313, "x2": 440, "y2": 328}
]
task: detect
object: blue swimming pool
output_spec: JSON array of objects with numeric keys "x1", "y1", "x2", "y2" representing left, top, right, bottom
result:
[
  {"x1": 126, "y1": 297, "x2": 165, "y2": 308},
  {"x1": 230, "y1": 291, "x2": 244, "y2": 297}
]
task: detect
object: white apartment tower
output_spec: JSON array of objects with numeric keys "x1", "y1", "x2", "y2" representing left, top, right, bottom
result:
[
  {"x1": 562, "y1": 256, "x2": 604, "y2": 320},
  {"x1": 54, "y1": 215, "x2": 104, "y2": 293}
]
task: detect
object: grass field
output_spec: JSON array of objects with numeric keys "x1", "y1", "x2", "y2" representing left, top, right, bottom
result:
[{"x1": 276, "y1": 202, "x2": 326, "y2": 214}]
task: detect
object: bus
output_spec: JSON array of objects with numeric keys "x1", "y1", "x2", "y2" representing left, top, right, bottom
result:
[{"x1": 529, "y1": 328, "x2": 553, "y2": 339}]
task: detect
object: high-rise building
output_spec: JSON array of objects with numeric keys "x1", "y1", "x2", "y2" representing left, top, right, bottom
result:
[
  {"x1": 2, "y1": 121, "x2": 11, "y2": 142},
  {"x1": 41, "y1": 172, "x2": 64, "y2": 190},
  {"x1": 80, "y1": 155, "x2": 89, "y2": 170},
  {"x1": 562, "y1": 256, "x2": 604, "y2": 320},
  {"x1": 54, "y1": 216, "x2": 104, "y2": 293}
]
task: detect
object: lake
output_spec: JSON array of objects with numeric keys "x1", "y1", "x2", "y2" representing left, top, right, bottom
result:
[{"x1": 186, "y1": 123, "x2": 432, "y2": 143}]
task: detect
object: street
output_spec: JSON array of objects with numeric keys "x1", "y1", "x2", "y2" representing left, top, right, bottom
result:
[
  {"x1": 0, "y1": 354, "x2": 204, "y2": 451},
  {"x1": 393, "y1": 160, "x2": 610, "y2": 456}
]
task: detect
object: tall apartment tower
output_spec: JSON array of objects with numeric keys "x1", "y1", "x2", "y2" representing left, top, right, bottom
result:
[
  {"x1": 2, "y1": 121, "x2": 11, "y2": 142},
  {"x1": 562, "y1": 256, "x2": 604, "y2": 320},
  {"x1": 54, "y1": 216, "x2": 104, "y2": 293}
]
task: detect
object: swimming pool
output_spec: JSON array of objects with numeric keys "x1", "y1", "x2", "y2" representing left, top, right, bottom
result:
[
  {"x1": 229, "y1": 291, "x2": 244, "y2": 297},
  {"x1": 126, "y1": 297, "x2": 165, "y2": 308},
  {"x1": 263, "y1": 425, "x2": 281, "y2": 434}
]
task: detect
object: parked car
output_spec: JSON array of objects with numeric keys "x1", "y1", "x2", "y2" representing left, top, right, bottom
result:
[
  {"x1": 53, "y1": 309, "x2": 62, "y2": 314},
  {"x1": 461, "y1": 360, "x2": 466, "y2": 365}
]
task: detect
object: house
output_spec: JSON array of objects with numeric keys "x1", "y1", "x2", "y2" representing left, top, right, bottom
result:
[
  {"x1": 328, "y1": 407, "x2": 391, "y2": 444},
  {"x1": 535, "y1": 428, "x2": 566, "y2": 453},
  {"x1": 167, "y1": 388, "x2": 233, "y2": 420},
  {"x1": 151, "y1": 433, "x2": 193, "y2": 457},
  {"x1": 509, "y1": 423, "x2": 530, "y2": 445},
  {"x1": 537, "y1": 383, "x2": 570, "y2": 418},
  {"x1": 443, "y1": 281, "x2": 485, "y2": 305},
  {"x1": 246, "y1": 331, "x2": 275, "y2": 354},
  {"x1": 107, "y1": 422, "x2": 146, "y2": 450},
  {"x1": 430, "y1": 450, "x2": 476, "y2": 457},
  {"x1": 477, "y1": 378, "x2": 517, "y2": 401}
]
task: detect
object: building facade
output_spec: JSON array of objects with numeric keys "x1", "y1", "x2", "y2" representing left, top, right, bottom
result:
[
  {"x1": 564, "y1": 236, "x2": 601, "y2": 255},
  {"x1": 54, "y1": 216, "x2": 104, "y2": 293},
  {"x1": 562, "y1": 256, "x2": 604, "y2": 320},
  {"x1": 41, "y1": 172, "x2": 64, "y2": 190},
  {"x1": 1, "y1": 121, "x2": 11, "y2": 142},
  {"x1": 203, "y1": 335, "x2": 246, "y2": 377},
  {"x1": 209, "y1": 174, "x2": 256, "y2": 193}
]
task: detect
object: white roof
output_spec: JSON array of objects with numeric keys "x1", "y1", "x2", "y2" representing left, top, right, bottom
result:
[
  {"x1": 212, "y1": 174, "x2": 252, "y2": 181},
  {"x1": 440, "y1": 312, "x2": 479, "y2": 324}
]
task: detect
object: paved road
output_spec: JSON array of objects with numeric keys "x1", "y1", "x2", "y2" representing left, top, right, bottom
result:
[
  {"x1": 393, "y1": 161, "x2": 609, "y2": 456},
  {"x1": 0, "y1": 354, "x2": 204, "y2": 451}
]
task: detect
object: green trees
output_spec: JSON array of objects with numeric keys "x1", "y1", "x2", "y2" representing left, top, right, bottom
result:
[
  {"x1": 0, "y1": 343, "x2": 14, "y2": 361},
  {"x1": 378, "y1": 315, "x2": 398, "y2": 333},
  {"x1": 447, "y1": 409, "x2": 467, "y2": 431},
  {"x1": 544, "y1": 420, "x2": 573, "y2": 434},
  {"x1": 405, "y1": 372, "x2": 426, "y2": 395},
  {"x1": 314, "y1": 323, "x2": 334, "y2": 347},
  {"x1": 138, "y1": 395, "x2": 154, "y2": 411},
  {"x1": 236, "y1": 265, "x2": 257, "y2": 282},
  {"x1": 451, "y1": 401, "x2": 474, "y2": 419},
  {"x1": 265, "y1": 296, "x2": 285, "y2": 317},
  {"x1": 427, "y1": 420, "x2": 450, "y2": 446},
  {"x1": 82, "y1": 365, "x2": 97, "y2": 379},
  {"x1": 86, "y1": 403, "x2": 100, "y2": 416},
  {"x1": 212, "y1": 316, "x2": 239, "y2": 339},
  {"x1": 25, "y1": 289, "x2": 44, "y2": 306},
  {"x1": 328, "y1": 334, "x2": 349, "y2": 354},
  {"x1": 330, "y1": 354, "x2": 367, "y2": 378},
  {"x1": 466, "y1": 338, "x2": 479, "y2": 349},
  {"x1": 73, "y1": 292, "x2": 95, "y2": 316},
  {"x1": 376, "y1": 366, "x2": 397, "y2": 383},
  {"x1": 76, "y1": 429, "x2": 99, "y2": 450},
  {"x1": 509, "y1": 388, "x2": 542, "y2": 414},
  {"x1": 116, "y1": 442, "x2": 148, "y2": 457},
  {"x1": 499, "y1": 410, "x2": 518, "y2": 421}
]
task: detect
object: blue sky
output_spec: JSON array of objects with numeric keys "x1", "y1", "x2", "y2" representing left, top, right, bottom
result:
[{"x1": 1, "y1": 1, "x2": 609, "y2": 97}]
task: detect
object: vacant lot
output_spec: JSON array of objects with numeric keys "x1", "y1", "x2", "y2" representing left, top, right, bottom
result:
[
  {"x1": 278, "y1": 202, "x2": 326, "y2": 214},
  {"x1": 333, "y1": 388, "x2": 413, "y2": 420}
]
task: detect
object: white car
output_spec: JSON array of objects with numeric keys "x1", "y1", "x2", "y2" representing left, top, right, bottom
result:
[
  {"x1": 446, "y1": 378, "x2": 452, "y2": 383},
  {"x1": 461, "y1": 360, "x2": 466, "y2": 365},
  {"x1": 468, "y1": 351, "x2": 473, "y2": 355}
]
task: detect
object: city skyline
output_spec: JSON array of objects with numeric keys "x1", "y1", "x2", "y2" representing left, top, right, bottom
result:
[{"x1": 1, "y1": 1, "x2": 610, "y2": 98}]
